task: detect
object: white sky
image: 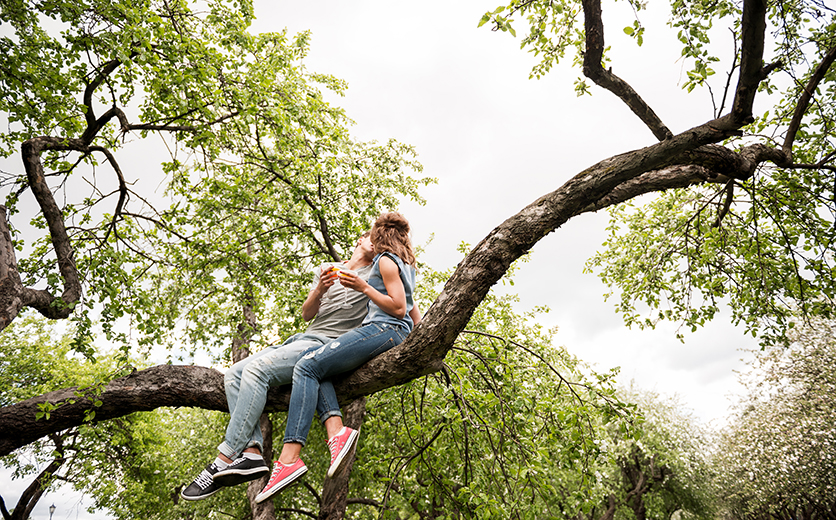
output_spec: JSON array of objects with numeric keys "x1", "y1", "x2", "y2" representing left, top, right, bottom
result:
[
  {"x1": 251, "y1": 0, "x2": 757, "y2": 425},
  {"x1": 5, "y1": 1, "x2": 762, "y2": 518}
]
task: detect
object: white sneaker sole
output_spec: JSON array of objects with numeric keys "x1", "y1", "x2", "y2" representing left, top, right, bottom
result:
[
  {"x1": 254, "y1": 465, "x2": 308, "y2": 504},
  {"x1": 327, "y1": 428, "x2": 360, "y2": 478}
]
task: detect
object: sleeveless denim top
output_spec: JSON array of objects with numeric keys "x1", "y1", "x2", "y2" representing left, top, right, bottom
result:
[{"x1": 362, "y1": 252, "x2": 416, "y2": 331}]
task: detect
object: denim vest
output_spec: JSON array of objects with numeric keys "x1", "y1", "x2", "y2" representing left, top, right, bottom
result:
[{"x1": 362, "y1": 252, "x2": 416, "y2": 331}]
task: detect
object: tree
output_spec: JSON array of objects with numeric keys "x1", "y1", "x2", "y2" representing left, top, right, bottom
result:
[
  {"x1": 0, "y1": 316, "x2": 135, "y2": 520},
  {"x1": 1, "y1": 0, "x2": 834, "y2": 515},
  {"x1": 713, "y1": 317, "x2": 836, "y2": 519},
  {"x1": 594, "y1": 386, "x2": 716, "y2": 520}
]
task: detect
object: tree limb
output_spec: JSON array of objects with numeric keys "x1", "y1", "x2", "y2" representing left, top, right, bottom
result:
[
  {"x1": 581, "y1": 0, "x2": 674, "y2": 141},
  {"x1": 18, "y1": 137, "x2": 85, "y2": 321},
  {"x1": 782, "y1": 45, "x2": 836, "y2": 158},
  {"x1": 732, "y1": 0, "x2": 768, "y2": 125}
]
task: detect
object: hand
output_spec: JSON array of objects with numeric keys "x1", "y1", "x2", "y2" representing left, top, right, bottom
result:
[
  {"x1": 316, "y1": 266, "x2": 339, "y2": 292},
  {"x1": 338, "y1": 270, "x2": 367, "y2": 293}
]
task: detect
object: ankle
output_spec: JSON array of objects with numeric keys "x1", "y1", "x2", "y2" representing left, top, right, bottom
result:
[{"x1": 218, "y1": 453, "x2": 234, "y2": 464}]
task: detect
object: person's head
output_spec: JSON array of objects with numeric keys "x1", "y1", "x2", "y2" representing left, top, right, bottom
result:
[
  {"x1": 370, "y1": 212, "x2": 416, "y2": 267},
  {"x1": 353, "y1": 230, "x2": 374, "y2": 261}
]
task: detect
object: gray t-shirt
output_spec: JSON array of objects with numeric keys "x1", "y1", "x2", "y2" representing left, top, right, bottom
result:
[{"x1": 304, "y1": 262, "x2": 373, "y2": 338}]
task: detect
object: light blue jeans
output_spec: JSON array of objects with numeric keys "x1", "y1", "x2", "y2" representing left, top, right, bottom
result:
[
  {"x1": 284, "y1": 323, "x2": 408, "y2": 445},
  {"x1": 218, "y1": 333, "x2": 341, "y2": 459}
]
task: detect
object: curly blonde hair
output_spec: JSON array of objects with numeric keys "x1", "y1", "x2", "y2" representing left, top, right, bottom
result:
[{"x1": 370, "y1": 212, "x2": 416, "y2": 267}]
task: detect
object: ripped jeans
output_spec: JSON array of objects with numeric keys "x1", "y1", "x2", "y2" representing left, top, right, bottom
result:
[
  {"x1": 283, "y1": 322, "x2": 408, "y2": 445},
  {"x1": 218, "y1": 333, "x2": 340, "y2": 459}
]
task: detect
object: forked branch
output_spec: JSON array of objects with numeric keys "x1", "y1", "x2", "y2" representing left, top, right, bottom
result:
[{"x1": 580, "y1": 0, "x2": 674, "y2": 141}]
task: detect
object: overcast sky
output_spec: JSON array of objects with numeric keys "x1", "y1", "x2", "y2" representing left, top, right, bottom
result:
[
  {"x1": 8, "y1": 1, "x2": 762, "y2": 518},
  {"x1": 251, "y1": 0, "x2": 757, "y2": 423}
]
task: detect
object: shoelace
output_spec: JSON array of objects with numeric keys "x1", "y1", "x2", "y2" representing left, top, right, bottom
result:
[
  {"x1": 327, "y1": 436, "x2": 341, "y2": 461},
  {"x1": 267, "y1": 463, "x2": 284, "y2": 485},
  {"x1": 195, "y1": 468, "x2": 215, "y2": 490}
]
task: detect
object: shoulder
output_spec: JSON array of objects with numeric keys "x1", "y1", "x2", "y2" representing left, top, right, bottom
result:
[{"x1": 378, "y1": 254, "x2": 397, "y2": 269}]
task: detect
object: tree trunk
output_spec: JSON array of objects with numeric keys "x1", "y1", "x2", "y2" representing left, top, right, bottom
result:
[
  {"x1": 318, "y1": 397, "x2": 367, "y2": 520},
  {"x1": 248, "y1": 413, "x2": 276, "y2": 520},
  {"x1": 0, "y1": 206, "x2": 25, "y2": 330}
]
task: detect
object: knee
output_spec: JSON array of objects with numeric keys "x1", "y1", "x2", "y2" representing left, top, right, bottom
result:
[
  {"x1": 240, "y1": 361, "x2": 267, "y2": 385},
  {"x1": 292, "y1": 357, "x2": 318, "y2": 383},
  {"x1": 224, "y1": 369, "x2": 239, "y2": 390}
]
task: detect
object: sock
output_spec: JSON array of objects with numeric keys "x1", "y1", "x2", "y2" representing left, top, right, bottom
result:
[
  {"x1": 213, "y1": 457, "x2": 229, "y2": 469},
  {"x1": 243, "y1": 451, "x2": 262, "y2": 460}
]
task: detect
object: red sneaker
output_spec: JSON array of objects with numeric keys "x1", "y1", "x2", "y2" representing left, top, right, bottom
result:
[
  {"x1": 326, "y1": 427, "x2": 360, "y2": 478},
  {"x1": 254, "y1": 459, "x2": 307, "y2": 504}
]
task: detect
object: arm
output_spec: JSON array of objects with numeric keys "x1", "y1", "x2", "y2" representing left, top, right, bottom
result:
[
  {"x1": 409, "y1": 303, "x2": 422, "y2": 326},
  {"x1": 301, "y1": 267, "x2": 338, "y2": 322},
  {"x1": 341, "y1": 256, "x2": 407, "y2": 319}
]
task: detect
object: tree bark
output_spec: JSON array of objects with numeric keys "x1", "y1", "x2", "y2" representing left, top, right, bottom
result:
[
  {"x1": 247, "y1": 413, "x2": 277, "y2": 520},
  {"x1": 0, "y1": 206, "x2": 26, "y2": 330},
  {"x1": 318, "y1": 397, "x2": 367, "y2": 520}
]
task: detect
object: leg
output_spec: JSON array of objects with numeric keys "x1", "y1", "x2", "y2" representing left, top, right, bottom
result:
[
  {"x1": 256, "y1": 324, "x2": 406, "y2": 502},
  {"x1": 283, "y1": 323, "x2": 407, "y2": 447},
  {"x1": 182, "y1": 334, "x2": 330, "y2": 500},
  {"x1": 218, "y1": 334, "x2": 330, "y2": 459}
]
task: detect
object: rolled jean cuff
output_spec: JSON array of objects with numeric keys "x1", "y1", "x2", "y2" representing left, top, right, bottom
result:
[
  {"x1": 217, "y1": 441, "x2": 237, "y2": 460},
  {"x1": 282, "y1": 436, "x2": 308, "y2": 447},
  {"x1": 319, "y1": 409, "x2": 343, "y2": 424}
]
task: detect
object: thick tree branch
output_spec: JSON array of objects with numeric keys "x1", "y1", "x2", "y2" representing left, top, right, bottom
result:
[
  {"x1": 732, "y1": 0, "x2": 767, "y2": 125},
  {"x1": 18, "y1": 137, "x2": 85, "y2": 321},
  {"x1": 782, "y1": 45, "x2": 836, "y2": 158},
  {"x1": 581, "y1": 0, "x2": 674, "y2": 141},
  {"x1": 0, "y1": 365, "x2": 227, "y2": 456}
]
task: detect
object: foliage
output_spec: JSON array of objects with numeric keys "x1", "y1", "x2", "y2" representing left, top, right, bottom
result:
[
  {"x1": 713, "y1": 317, "x2": 836, "y2": 519},
  {"x1": 0, "y1": 315, "x2": 138, "y2": 515},
  {"x1": 598, "y1": 385, "x2": 716, "y2": 520},
  {"x1": 336, "y1": 257, "x2": 713, "y2": 520},
  {"x1": 476, "y1": 0, "x2": 836, "y2": 348},
  {"x1": 0, "y1": 0, "x2": 432, "y2": 358},
  {"x1": 586, "y1": 175, "x2": 835, "y2": 347},
  {"x1": 2, "y1": 260, "x2": 719, "y2": 520},
  {"x1": 581, "y1": 2, "x2": 833, "y2": 347}
]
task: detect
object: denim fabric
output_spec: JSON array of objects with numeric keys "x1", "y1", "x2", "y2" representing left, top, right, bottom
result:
[
  {"x1": 218, "y1": 333, "x2": 340, "y2": 459},
  {"x1": 363, "y1": 252, "x2": 416, "y2": 330},
  {"x1": 283, "y1": 323, "x2": 408, "y2": 445}
]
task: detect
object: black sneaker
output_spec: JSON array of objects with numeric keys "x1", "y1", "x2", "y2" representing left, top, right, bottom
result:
[
  {"x1": 213, "y1": 456, "x2": 270, "y2": 487},
  {"x1": 181, "y1": 462, "x2": 224, "y2": 501}
]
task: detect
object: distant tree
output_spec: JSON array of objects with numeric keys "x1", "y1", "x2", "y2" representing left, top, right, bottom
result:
[
  {"x1": 593, "y1": 386, "x2": 716, "y2": 520},
  {"x1": 714, "y1": 317, "x2": 836, "y2": 519}
]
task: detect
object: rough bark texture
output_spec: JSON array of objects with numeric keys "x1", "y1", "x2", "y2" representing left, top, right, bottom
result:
[
  {"x1": 247, "y1": 413, "x2": 276, "y2": 520},
  {"x1": 0, "y1": 365, "x2": 227, "y2": 456},
  {"x1": 0, "y1": 206, "x2": 25, "y2": 330},
  {"x1": 318, "y1": 397, "x2": 367, "y2": 520}
]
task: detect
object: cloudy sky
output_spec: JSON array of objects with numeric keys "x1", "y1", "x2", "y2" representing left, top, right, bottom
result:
[
  {"x1": 251, "y1": 0, "x2": 757, "y2": 422},
  {"x1": 8, "y1": 1, "x2": 762, "y2": 518}
]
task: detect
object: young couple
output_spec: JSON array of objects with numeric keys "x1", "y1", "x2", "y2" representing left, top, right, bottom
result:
[{"x1": 181, "y1": 212, "x2": 421, "y2": 504}]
